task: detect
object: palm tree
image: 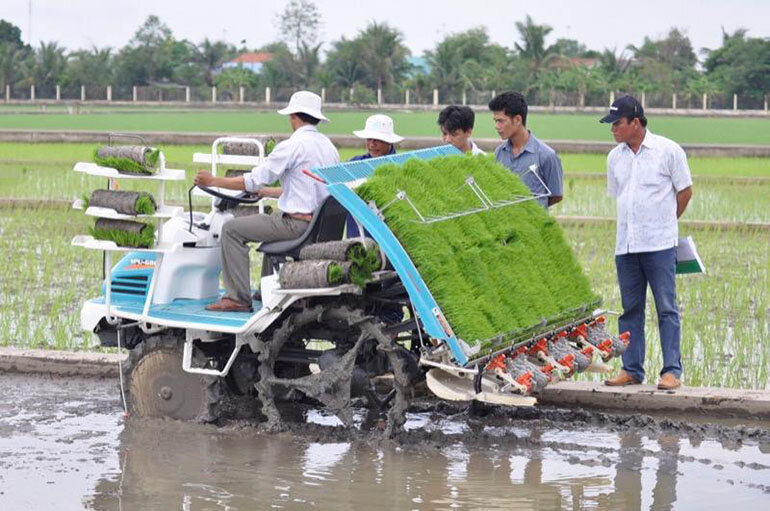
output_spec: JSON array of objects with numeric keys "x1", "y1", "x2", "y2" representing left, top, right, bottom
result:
[
  {"x1": 514, "y1": 15, "x2": 556, "y2": 80},
  {"x1": 192, "y1": 39, "x2": 234, "y2": 86},
  {"x1": 324, "y1": 38, "x2": 365, "y2": 89},
  {"x1": 0, "y1": 42, "x2": 24, "y2": 92},
  {"x1": 22, "y1": 42, "x2": 67, "y2": 96},
  {"x1": 296, "y1": 41, "x2": 322, "y2": 85},
  {"x1": 424, "y1": 41, "x2": 460, "y2": 95},
  {"x1": 66, "y1": 47, "x2": 113, "y2": 88},
  {"x1": 358, "y1": 22, "x2": 410, "y2": 92}
]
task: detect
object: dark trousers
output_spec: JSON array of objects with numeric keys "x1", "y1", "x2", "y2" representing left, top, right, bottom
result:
[{"x1": 615, "y1": 247, "x2": 682, "y2": 383}]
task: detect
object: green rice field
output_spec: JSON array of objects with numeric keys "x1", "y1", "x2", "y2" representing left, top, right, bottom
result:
[
  {"x1": 0, "y1": 205, "x2": 765, "y2": 389},
  {"x1": 2, "y1": 109, "x2": 770, "y2": 145},
  {"x1": 0, "y1": 137, "x2": 768, "y2": 390},
  {"x1": 1, "y1": 143, "x2": 767, "y2": 206}
]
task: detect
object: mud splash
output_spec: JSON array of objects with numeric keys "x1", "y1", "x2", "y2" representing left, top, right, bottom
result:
[{"x1": 0, "y1": 373, "x2": 768, "y2": 510}]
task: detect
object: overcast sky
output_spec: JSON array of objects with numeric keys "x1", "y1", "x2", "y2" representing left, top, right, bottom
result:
[{"x1": 4, "y1": 0, "x2": 769, "y2": 58}]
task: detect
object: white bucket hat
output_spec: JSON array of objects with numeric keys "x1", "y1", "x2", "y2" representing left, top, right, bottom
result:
[
  {"x1": 277, "y1": 90, "x2": 329, "y2": 123},
  {"x1": 353, "y1": 114, "x2": 404, "y2": 144}
]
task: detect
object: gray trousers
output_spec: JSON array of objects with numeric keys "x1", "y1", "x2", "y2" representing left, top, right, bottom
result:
[{"x1": 220, "y1": 213, "x2": 309, "y2": 304}]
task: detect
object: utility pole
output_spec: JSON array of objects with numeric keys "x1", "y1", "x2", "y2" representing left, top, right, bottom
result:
[{"x1": 28, "y1": 0, "x2": 33, "y2": 45}]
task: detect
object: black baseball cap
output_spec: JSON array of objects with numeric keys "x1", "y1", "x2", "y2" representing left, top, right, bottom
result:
[{"x1": 600, "y1": 95, "x2": 644, "y2": 123}]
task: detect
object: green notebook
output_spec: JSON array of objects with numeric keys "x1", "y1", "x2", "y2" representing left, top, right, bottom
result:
[{"x1": 676, "y1": 236, "x2": 706, "y2": 274}]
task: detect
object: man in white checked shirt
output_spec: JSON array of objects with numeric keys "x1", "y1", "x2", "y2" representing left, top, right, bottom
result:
[
  {"x1": 194, "y1": 91, "x2": 339, "y2": 312},
  {"x1": 600, "y1": 96, "x2": 693, "y2": 391}
]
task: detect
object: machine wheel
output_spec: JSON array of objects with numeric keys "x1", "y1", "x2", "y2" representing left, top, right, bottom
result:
[
  {"x1": 122, "y1": 334, "x2": 223, "y2": 422},
  {"x1": 253, "y1": 302, "x2": 413, "y2": 436}
]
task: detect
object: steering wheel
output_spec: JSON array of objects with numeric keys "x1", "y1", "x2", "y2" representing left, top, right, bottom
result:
[{"x1": 196, "y1": 186, "x2": 262, "y2": 204}]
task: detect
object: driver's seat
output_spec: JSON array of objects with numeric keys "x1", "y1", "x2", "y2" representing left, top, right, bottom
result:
[{"x1": 257, "y1": 196, "x2": 348, "y2": 271}]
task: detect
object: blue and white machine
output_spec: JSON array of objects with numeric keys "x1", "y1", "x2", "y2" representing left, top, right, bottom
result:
[{"x1": 74, "y1": 138, "x2": 626, "y2": 433}]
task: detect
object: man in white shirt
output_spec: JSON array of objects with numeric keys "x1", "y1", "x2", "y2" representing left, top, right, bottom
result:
[
  {"x1": 601, "y1": 95, "x2": 693, "y2": 390},
  {"x1": 437, "y1": 105, "x2": 485, "y2": 155},
  {"x1": 194, "y1": 91, "x2": 340, "y2": 312}
]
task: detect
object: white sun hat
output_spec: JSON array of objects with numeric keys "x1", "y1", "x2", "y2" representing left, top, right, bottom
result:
[
  {"x1": 277, "y1": 90, "x2": 329, "y2": 123},
  {"x1": 353, "y1": 114, "x2": 404, "y2": 144}
]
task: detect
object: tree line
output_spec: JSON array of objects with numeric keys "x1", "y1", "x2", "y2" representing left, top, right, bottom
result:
[{"x1": 1, "y1": 1, "x2": 768, "y2": 105}]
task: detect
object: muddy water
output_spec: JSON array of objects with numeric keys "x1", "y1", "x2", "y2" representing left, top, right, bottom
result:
[{"x1": 0, "y1": 373, "x2": 768, "y2": 510}]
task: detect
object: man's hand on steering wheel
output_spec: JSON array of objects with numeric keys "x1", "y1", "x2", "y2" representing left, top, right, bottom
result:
[
  {"x1": 194, "y1": 172, "x2": 262, "y2": 204},
  {"x1": 194, "y1": 170, "x2": 216, "y2": 188}
]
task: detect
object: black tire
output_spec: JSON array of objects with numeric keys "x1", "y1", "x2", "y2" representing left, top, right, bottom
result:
[
  {"x1": 122, "y1": 334, "x2": 222, "y2": 422},
  {"x1": 253, "y1": 303, "x2": 412, "y2": 436}
]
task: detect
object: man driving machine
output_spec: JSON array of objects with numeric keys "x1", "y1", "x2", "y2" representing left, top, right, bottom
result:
[{"x1": 194, "y1": 90, "x2": 340, "y2": 312}]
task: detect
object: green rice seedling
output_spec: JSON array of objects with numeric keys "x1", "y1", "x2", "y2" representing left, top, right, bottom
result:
[
  {"x1": 327, "y1": 263, "x2": 344, "y2": 285},
  {"x1": 265, "y1": 137, "x2": 276, "y2": 155},
  {"x1": 89, "y1": 219, "x2": 155, "y2": 248},
  {"x1": 134, "y1": 195, "x2": 156, "y2": 215},
  {"x1": 356, "y1": 153, "x2": 599, "y2": 353},
  {"x1": 347, "y1": 246, "x2": 381, "y2": 287}
]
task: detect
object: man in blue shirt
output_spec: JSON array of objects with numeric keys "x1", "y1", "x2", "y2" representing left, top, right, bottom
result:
[{"x1": 488, "y1": 92, "x2": 563, "y2": 208}]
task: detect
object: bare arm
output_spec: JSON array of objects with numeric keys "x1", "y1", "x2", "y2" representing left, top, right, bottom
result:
[
  {"x1": 193, "y1": 171, "x2": 246, "y2": 191},
  {"x1": 676, "y1": 186, "x2": 692, "y2": 218},
  {"x1": 258, "y1": 186, "x2": 283, "y2": 198}
]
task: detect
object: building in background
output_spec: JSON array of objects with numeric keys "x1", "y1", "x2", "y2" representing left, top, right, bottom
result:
[{"x1": 221, "y1": 52, "x2": 275, "y2": 74}]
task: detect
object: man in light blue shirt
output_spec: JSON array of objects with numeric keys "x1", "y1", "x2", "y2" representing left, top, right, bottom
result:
[{"x1": 488, "y1": 92, "x2": 563, "y2": 208}]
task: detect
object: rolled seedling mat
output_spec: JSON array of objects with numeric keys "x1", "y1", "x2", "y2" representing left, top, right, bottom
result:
[
  {"x1": 87, "y1": 189, "x2": 157, "y2": 216},
  {"x1": 90, "y1": 218, "x2": 155, "y2": 248},
  {"x1": 299, "y1": 238, "x2": 378, "y2": 262},
  {"x1": 279, "y1": 260, "x2": 345, "y2": 289},
  {"x1": 232, "y1": 204, "x2": 273, "y2": 218},
  {"x1": 223, "y1": 142, "x2": 260, "y2": 156},
  {"x1": 265, "y1": 138, "x2": 276, "y2": 155},
  {"x1": 93, "y1": 145, "x2": 160, "y2": 175}
]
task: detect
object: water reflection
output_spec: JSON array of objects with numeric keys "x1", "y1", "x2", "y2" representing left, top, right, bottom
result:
[
  {"x1": 3, "y1": 374, "x2": 768, "y2": 510},
  {"x1": 80, "y1": 414, "x2": 770, "y2": 511}
]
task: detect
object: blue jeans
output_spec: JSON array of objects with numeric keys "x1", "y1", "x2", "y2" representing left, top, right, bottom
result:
[{"x1": 615, "y1": 247, "x2": 682, "y2": 383}]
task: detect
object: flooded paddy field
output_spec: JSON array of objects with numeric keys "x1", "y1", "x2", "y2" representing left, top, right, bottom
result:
[
  {"x1": 0, "y1": 372, "x2": 768, "y2": 510},
  {"x1": 0, "y1": 141, "x2": 768, "y2": 509},
  {"x1": 1, "y1": 204, "x2": 766, "y2": 389}
]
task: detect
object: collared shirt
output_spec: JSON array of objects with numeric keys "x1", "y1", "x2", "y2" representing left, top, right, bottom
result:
[
  {"x1": 345, "y1": 146, "x2": 397, "y2": 237},
  {"x1": 244, "y1": 125, "x2": 339, "y2": 215},
  {"x1": 494, "y1": 132, "x2": 563, "y2": 208},
  {"x1": 607, "y1": 130, "x2": 692, "y2": 255},
  {"x1": 469, "y1": 140, "x2": 485, "y2": 155},
  {"x1": 349, "y1": 144, "x2": 396, "y2": 161}
]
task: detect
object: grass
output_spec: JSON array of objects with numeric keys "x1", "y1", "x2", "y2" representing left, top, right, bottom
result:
[
  {"x1": 2, "y1": 142, "x2": 767, "y2": 183},
  {"x1": 1, "y1": 110, "x2": 770, "y2": 145},
  {"x1": 556, "y1": 179, "x2": 770, "y2": 223},
  {"x1": 560, "y1": 153, "x2": 770, "y2": 179}
]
